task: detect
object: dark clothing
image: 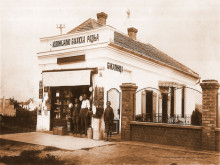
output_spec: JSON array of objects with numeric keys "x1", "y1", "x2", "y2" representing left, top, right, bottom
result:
[
  {"x1": 105, "y1": 122, "x2": 113, "y2": 134},
  {"x1": 104, "y1": 107, "x2": 114, "y2": 136},
  {"x1": 72, "y1": 104, "x2": 80, "y2": 124},
  {"x1": 104, "y1": 107, "x2": 114, "y2": 123},
  {"x1": 72, "y1": 103, "x2": 80, "y2": 134},
  {"x1": 80, "y1": 108, "x2": 88, "y2": 135},
  {"x1": 95, "y1": 107, "x2": 104, "y2": 118}
]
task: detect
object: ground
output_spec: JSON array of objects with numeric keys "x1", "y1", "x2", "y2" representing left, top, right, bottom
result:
[{"x1": 0, "y1": 137, "x2": 219, "y2": 165}]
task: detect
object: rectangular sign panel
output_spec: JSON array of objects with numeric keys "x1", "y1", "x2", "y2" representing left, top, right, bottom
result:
[
  {"x1": 57, "y1": 55, "x2": 85, "y2": 64},
  {"x1": 42, "y1": 70, "x2": 91, "y2": 87}
]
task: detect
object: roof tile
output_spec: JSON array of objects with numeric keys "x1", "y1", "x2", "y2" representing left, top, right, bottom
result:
[
  {"x1": 67, "y1": 18, "x2": 103, "y2": 34},
  {"x1": 113, "y1": 31, "x2": 199, "y2": 78}
]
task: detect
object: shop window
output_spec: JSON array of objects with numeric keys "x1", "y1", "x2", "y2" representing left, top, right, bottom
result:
[{"x1": 50, "y1": 86, "x2": 91, "y2": 129}]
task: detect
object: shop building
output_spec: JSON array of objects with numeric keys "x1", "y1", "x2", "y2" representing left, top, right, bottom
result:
[{"x1": 36, "y1": 12, "x2": 200, "y2": 136}]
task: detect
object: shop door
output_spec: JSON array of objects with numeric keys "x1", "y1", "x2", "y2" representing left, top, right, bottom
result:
[
  {"x1": 162, "y1": 93, "x2": 168, "y2": 123},
  {"x1": 107, "y1": 88, "x2": 121, "y2": 134},
  {"x1": 145, "y1": 90, "x2": 153, "y2": 122}
]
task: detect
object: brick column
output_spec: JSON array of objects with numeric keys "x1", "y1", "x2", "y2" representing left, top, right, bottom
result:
[
  {"x1": 200, "y1": 80, "x2": 219, "y2": 150},
  {"x1": 120, "y1": 83, "x2": 138, "y2": 140}
]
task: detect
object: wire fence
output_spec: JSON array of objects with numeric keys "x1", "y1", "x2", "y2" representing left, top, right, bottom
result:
[{"x1": 135, "y1": 113, "x2": 192, "y2": 125}]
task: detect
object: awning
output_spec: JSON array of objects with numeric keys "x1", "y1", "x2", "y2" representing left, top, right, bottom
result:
[{"x1": 42, "y1": 70, "x2": 91, "y2": 87}]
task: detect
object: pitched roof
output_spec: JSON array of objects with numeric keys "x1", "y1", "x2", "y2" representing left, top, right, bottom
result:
[
  {"x1": 113, "y1": 31, "x2": 199, "y2": 78},
  {"x1": 67, "y1": 18, "x2": 103, "y2": 34},
  {"x1": 66, "y1": 18, "x2": 199, "y2": 78}
]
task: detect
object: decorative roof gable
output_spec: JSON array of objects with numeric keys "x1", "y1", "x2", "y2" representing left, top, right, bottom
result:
[{"x1": 67, "y1": 18, "x2": 103, "y2": 34}]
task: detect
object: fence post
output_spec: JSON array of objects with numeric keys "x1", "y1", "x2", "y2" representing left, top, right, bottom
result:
[
  {"x1": 120, "y1": 83, "x2": 138, "y2": 140},
  {"x1": 200, "y1": 80, "x2": 219, "y2": 150}
]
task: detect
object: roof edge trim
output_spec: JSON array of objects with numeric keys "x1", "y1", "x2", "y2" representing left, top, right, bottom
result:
[{"x1": 108, "y1": 42, "x2": 200, "y2": 80}]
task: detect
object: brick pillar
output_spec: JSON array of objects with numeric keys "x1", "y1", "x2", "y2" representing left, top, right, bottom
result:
[
  {"x1": 200, "y1": 80, "x2": 219, "y2": 150},
  {"x1": 120, "y1": 83, "x2": 138, "y2": 140}
]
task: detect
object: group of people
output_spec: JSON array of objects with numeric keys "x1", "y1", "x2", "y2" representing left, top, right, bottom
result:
[{"x1": 68, "y1": 94, "x2": 114, "y2": 141}]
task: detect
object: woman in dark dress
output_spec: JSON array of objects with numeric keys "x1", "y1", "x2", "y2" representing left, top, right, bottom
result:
[{"x1": 72, "y1": 98, "x2": 80, "y2": 134}]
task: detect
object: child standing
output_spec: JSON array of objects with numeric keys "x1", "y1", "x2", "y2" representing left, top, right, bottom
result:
[{"x1": 104, "y1": 101, "x2": 114, "y2": 142}]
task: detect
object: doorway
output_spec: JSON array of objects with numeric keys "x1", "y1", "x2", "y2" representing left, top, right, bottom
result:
[
  {"x1": 50, "y1": 86, "x2": 91, "y2": 131},
  {"x1": 162, "y1": 93, "x2": 168, "y2": 123},
  {"x1": 107, "y1": 88, "x2": 121, "y2": 134},
  {"x1": 145, "y1": 90, "x2": 153, "y2": 122}
]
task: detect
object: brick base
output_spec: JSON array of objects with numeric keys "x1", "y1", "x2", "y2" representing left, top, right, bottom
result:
[{"x1": 131, "y1": 121, "x2": 202, "y2": 150}]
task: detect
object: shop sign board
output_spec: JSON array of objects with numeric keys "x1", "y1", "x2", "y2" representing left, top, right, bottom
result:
[
  {"x1": 57, "y1": 55, "x2": 85, "y2": 64},
  {"x1": 39, "y1": 80, "x2": 43, "y2": 99},
  {"x1": 39, "y1": 89, "x2": 43, "y2": 99},
  {"x1": 52, "y1": 34, "x2": 99, "y2": 48},
  {"x1": 107, "y1": 62, "x2": 123, "y2": 73}
]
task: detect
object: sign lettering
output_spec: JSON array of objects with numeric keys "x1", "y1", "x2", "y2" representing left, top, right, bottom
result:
[
  {"x1": 107, "y1": 62, "x2": 123, "y2": 73},
  {"x1": 52, "y1": 34, "x2": 99, "y2": 48}
]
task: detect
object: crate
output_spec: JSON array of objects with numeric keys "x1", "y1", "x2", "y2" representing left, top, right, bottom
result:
[{"x1": 53, "y1": 126, "x2": 66, "y2": 135}]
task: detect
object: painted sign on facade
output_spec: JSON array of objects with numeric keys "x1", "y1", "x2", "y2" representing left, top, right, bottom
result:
[
  {"x1": 107, "y1": 62, "x2": 123, "y2": 73},
  {"x1": 52, "y1": 34, "x2": 99, "y2": 48}
]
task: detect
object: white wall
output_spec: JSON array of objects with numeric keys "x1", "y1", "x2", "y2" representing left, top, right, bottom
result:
[
  {"x1": 185, "y1": 87, "x2": 196, "y2": 115},
  {"x1": 104, "y1": 47, "x2": 198, "y2": 116},
  {"x1": 36, "y1": 111, "x2": 50, "y2": 131},
  {"x1": 175, "y1": 88, "x2": 182, "y2": 115},
  {"x1": 0, "y1": 55, "x2": 2, "y2": 99},
  {"x1": 37, "y1": 27, "x2": 199, "y2": 130}
]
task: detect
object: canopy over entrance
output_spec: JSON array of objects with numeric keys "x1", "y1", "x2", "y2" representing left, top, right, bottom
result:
[{"x1": 42, "y1": 70, "x2": 91, "y2": 87}]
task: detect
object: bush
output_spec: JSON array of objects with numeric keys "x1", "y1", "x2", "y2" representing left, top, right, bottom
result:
[
  {"x1": 2, "y1": 107, "x2": 37, "y2": 131},
  {"x1": 0, "y1": 150, "x2": 64, "y2": 165},
  {"x1": 191, "y1": 108, "x2": 202, "y2": 126}
]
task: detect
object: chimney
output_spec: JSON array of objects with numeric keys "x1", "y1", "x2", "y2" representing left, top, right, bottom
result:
[
  {"x1": 127, "y1": 27, "x2": 138, "y2": 40},
  {"x1": 97, "y1": 12, "x2": 108, "y2": 25}
]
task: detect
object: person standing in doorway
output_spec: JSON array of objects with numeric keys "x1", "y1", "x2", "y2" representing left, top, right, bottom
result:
[
  {"x1": 72, "y1": 98, "x2": 80, "y2": 135},
  {"x1": 67, "y1": 99, "x2": 73, "y2": 132},
  {"x1": 80, "y1": 94, "x2": 90, "y2": 136},
  {"x1": 104, "y1": 101, "x2": 114, "y2": 142}
]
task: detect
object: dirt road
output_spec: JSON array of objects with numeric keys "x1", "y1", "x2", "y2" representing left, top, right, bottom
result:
[{"x1": 0, "y1": 138, "x2": 219, "y2": 164}]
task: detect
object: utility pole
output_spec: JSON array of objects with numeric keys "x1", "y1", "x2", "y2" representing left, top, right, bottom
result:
[{"x1": 56, "y1": 24, "x2": 65, "y2": 35}]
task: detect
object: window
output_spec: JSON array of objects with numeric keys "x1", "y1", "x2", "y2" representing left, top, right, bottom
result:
[
  {"x1": 170, "y1": 87, "x2": 175, "y2": 117},
  {"x1": 181, "y1": 87, "x2": 185, "y2": 117}
]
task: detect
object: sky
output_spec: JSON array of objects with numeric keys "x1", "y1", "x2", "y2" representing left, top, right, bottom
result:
[{"x1": 1, "y1": 0, "x2": 220, "y2": 102}]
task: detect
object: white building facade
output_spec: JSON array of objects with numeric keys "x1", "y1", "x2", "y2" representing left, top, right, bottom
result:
[{"x1": 37, "y1": 12, "x2": 200, "y2": 135}]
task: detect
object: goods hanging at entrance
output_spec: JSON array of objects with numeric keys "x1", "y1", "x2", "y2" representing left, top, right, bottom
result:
[{"x1": 49, "y1": 86, "x2": 92, "y2": 133}]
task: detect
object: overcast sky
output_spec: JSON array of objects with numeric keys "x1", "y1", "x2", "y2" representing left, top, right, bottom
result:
[{"x1": 1, "y1": 0, "x2": 220, "y2": 101}]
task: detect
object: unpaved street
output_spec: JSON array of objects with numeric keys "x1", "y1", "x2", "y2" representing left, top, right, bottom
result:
[{"x1": 0, "y1": 138, "x2": 219, "y2": 165}]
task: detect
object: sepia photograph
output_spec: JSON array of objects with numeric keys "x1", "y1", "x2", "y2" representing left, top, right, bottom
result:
[{"x1": 0, "y1": 0, "x2": 220, "y2": 164}]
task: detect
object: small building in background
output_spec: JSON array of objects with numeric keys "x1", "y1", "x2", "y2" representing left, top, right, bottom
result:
[{"x1": 0, "y1": 97, "x2": 16, "y2": 116}]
